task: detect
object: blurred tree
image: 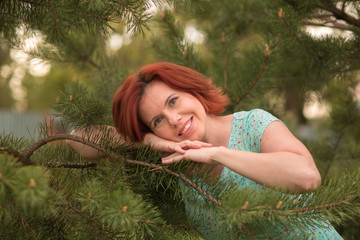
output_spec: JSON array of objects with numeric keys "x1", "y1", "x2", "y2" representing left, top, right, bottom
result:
[{"x1": 0, "y1": 0, "x2": 360, "y2": 239}]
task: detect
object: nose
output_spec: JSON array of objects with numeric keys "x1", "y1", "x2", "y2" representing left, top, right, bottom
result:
[{"x1": 168, "y1": 112, "x2": 181, "y2": 127}]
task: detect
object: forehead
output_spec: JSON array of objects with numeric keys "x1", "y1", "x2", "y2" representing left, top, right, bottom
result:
[{"x1": 138, "y1": 81, "x2": 177, "y2": 122}]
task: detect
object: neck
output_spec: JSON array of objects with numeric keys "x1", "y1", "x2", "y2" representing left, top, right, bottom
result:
[{"x1": 202, "y1": 114, "x2": 233, "y2": 147}]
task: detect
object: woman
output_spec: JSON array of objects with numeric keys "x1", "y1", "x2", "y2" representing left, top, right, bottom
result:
[{"x1": 70, "y1": 62, "x2": 342, "y2": 239}]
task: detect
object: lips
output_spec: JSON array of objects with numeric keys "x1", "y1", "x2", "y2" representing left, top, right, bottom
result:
[{"x1": 178, "y1": 116, "x2": 193, "y2": 136}]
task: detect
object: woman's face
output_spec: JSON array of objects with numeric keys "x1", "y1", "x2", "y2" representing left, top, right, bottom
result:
[{"x1": 138, "y1": 80, "x2": 207, "y2": 142}]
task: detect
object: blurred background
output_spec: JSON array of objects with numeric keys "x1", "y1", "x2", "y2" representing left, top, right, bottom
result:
[{"x1": 1, "y1": 1, "x2": 360, "y2": 238}]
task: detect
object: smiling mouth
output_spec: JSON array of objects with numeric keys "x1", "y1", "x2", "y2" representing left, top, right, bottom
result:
[{"x1": 179, "y1": 117, "x2": 193, "y2": 136}]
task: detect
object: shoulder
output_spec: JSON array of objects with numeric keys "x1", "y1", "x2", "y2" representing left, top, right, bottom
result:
[
  {"x1": 238, "y1": 109, "x2": 282, "y2": 130},
  {"x1": 229, "y1": 109, "x2": 283, "y2": 152}
]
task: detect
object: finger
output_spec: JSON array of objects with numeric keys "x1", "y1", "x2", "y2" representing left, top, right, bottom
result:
[
  {"x1": 173, "y1": 146, "x2": 186, "y2": 154},
  {"x1": 194, "y1": 141, "x2": 212, "y2": 147},
  {"x1": 179, "y1": 141, "x2": 201, "y2": 149},
  {"x1": 162, "y1": 156, "x2": 182, "y2": 165}
]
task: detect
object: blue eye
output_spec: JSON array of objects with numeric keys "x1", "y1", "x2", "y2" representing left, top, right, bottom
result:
[
  {"x1": 169, "y1": 97, "x2": 178, "y2": 106},
  {"x1": 154, "y1": 116, "x2": 163, "y2": 127}
]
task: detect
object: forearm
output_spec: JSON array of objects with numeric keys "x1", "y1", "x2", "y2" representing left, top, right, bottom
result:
[
  {"x1": 66, "y1": 126, "x2": 124, "y2": 162},
  {"x1": 212, "y1": 147, "x2": 321, "y2": 193}
]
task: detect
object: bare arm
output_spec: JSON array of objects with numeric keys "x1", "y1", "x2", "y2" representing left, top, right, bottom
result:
[
  {"x1": 67, "y1": 126, "x2": 209, "y2": 162},
  {"x1": 162, "y1": 122, "x2": 321, "y2": 193},
  {"x1": 66, "y1": 126, "x2": 123, "y2": 162}
]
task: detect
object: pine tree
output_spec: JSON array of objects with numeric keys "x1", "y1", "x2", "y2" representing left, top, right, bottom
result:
[{"x1": 1, "y1": 0, "x2": 360, "y2": 239}]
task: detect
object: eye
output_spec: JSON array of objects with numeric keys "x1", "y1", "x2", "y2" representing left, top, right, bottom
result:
[
  {"x1": 169, "y1": 97, "x2": 178, "y2": 106},
  {"x1": 153, "y1": 116, "x2": 163, "y2": 127}
]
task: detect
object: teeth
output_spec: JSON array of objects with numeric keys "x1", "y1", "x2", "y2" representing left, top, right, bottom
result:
[{"x1": 181, "y1": 119, "x2": 191, "y2": 135}]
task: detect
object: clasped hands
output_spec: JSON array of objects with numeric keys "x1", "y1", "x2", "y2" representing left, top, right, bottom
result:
[{"x1": 143, "y1": 134, "x2": 216, "y2": 165}]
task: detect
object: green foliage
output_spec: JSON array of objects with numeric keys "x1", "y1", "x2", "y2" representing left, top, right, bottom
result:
[
  {"x1": 0, "y1": 154, "x2": 59, "y2": 222},
  {"x1": 54, "y1": 82, "x2": 112, "y2": 128},
  {"x1": 1, "y1": 0, "x2": 360, "y2": 239}
]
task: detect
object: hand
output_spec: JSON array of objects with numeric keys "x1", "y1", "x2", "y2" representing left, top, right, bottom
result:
[
  {"x1": 162, "y1": 147, "x2": 216, "y2": 165},
  {"x1": 143, "y1": 133, "x2": 212, "y2": 154}
]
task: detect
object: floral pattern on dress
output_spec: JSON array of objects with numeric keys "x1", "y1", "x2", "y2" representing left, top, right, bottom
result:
[{"x1": 179, "y1": 109, "x2": 342, "y2": 239}]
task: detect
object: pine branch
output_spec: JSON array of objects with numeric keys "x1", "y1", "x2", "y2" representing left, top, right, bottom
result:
[
  {"x1": 0, "y1": 147, "x2": 32, "y2": 165},
  {"x1": 107, "y1": 162, "x2": 124, "y2": 196},
  {"x1": 49, "y1": 2, "x2": 59, "y2": 40},
  {"x1": 218, "y1": 0, "x2": 237, "y2": 16},
  {"x1": 318, "y1": 1, "x2": 360, "y2": 28},
  {"x1": 22, "y1": 135, "x2": 102, "y2": 159},
  {"x1": 78, "y1": 12, "x2": 111, "y2": 22},
  {"x1": 278, "y1": 9, "x2": 323, "y2": 60},
  {"x1": 231, "y1": 44, "x2": 270, "y2": 107},
  {"x1": 2, "y1": 135, "x2": 359, "y2": 237},
  {"x1": 290, "y1": 195, "x2": 360, "y2": 213},
  {"x1": 46, "y1": 163, "x2": 97, "y2": 169},
  {"x1": 114, "y1": 0, "x2": 144, "y2": 27},
  {"x1": 160, "y1": 11, "x2": 195, "y2": 69},
  {"x1": 240, "y1": 220, "x2": 256, "y2": 240},
  {"x1": 323, "y1": 126, "x2": 347, "y2": 178},
  {"x1": 2, "y1": 134, "x2": 223, "y2": 207},
  {"x1": 125, "y1": 159, "x2": 222, "y2": 207},
  {"x1": 66, "y1": 43, "x2": 102, "y2": 70},
  {"x1": 64, "y1": 43, "x2": 107, "y2": 97},
  {"x1": 231, "y1": 193, "x2": 360, "y2": 214},
  {"x1": 304, "y1": 19, "x2": 353, "y2": 31}
]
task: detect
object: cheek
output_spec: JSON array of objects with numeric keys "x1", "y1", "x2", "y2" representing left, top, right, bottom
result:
[{"x1": 154, "y1": 127, "x2": 178, "y2": 141}]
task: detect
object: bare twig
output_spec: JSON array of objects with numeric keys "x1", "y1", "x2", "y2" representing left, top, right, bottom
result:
[
  {"x1": 319, "y1": 1, "x2": 360, "y2": 28},
  {"x1": 303, "y1": 21, "x2": 353, "y2": 31}
]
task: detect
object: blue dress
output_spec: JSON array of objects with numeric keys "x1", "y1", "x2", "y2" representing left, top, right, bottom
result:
[{"x1": 179, "y1": 109, "x2": 342, "y2": 239}]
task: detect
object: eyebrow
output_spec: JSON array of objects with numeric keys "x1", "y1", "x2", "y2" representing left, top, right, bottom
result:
[{"x1": 149, "y1": 93, "x2": 176, "y2": 127}]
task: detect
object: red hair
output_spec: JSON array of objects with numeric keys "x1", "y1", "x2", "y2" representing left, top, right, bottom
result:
[{"x1": 112, "y1": 62, "x2": 229, "y2": 141}]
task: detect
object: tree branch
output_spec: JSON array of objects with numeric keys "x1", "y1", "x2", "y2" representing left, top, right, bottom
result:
[
  {"x1": 78, "y1": 13, "x2": 111, "y2": 22},
  {"x1": 6, "y1": 134, "x2": 223, "y2": 207},
  {"x1": 0, "y1": 147, "x2": 34, "y2": 165},
  {"x1": 114, "y1": 0, "x2": 144, "y2": 26},
  {"x1": 322, "y1": 126, "x2": 347, "y2": 178},
  {"x1": 319, "y1": 1, "x2": 360, "y2": 28},
  {"x1": 290, "y1": 195, "x2": 360, "y2": 213},
  {"x1": 304, "y1": 21, "x2": 353, "y2": 31},
  {"x1": 125, "y1": 159, "x2": 223, "y2": 207},
  {"x1": 160, "y1": 12, "x2": 195, "y2": 69},
  {"x1": 232, "y1": 53, "x2": 269, "y2": 106},
  {"x1": 49, "y1": 2, "x2": 58, "y2": 40},
  {"x1": 23, "y1": 135, "x2": 103, "y2": 159},
  {"x1": 280, "y1": 16, "x2": 323, "y2": 59}
]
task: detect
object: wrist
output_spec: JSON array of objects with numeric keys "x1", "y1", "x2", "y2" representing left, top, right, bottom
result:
[{"x1": 210, "y1": 146, "x2": 226, "y2": 164}]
